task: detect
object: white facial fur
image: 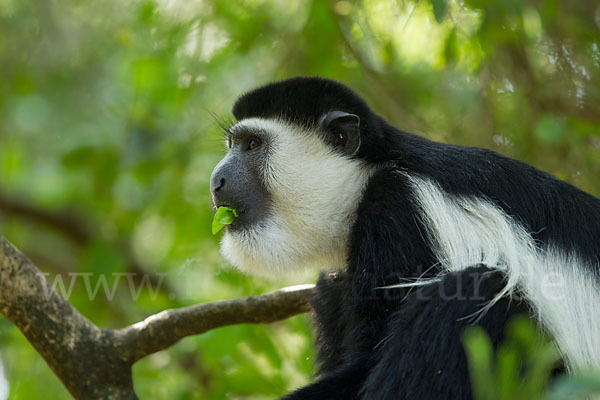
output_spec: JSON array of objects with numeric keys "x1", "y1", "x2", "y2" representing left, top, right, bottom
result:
[
  {"x1": 408, "y1": 174, "x2": 600, "y2": 370},
  {"x1": 220, "y1": 118, "x2": 374, "y2": 275}
]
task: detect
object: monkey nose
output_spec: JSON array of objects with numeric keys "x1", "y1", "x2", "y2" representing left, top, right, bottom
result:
[
  {"x1": 215, "y1": 178, "x2": 225, "y2": 192},
  {"x1": 210, "y1": 177, "x2": 225, "y2": 195}
]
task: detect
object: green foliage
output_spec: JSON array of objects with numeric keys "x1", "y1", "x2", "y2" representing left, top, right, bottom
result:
[
  {"x1": 430, "y1": 0, "x2": 448, "y2": 23},
  {"x1": 549, "y1": 373, "x2": 600, "y2": 400},
  {"x1": 463, "y1": 317, "x2": 600, "y2": 400},
  {"x1": 463, "y1": 316, "x2": 561, "y2": 400},
  {"x1": 0, "y1": 0, "x2": 598, "y2": 398}
]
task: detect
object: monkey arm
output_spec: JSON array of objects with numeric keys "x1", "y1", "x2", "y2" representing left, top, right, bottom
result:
[
  {"x1": 284, "y1": 266, "x2": 529, "y2": 400},
  {"x1": 362, "y1": 266, "x2": 530, "y2": 400}
]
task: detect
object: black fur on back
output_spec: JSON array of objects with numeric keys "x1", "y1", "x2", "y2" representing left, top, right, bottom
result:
[{"x1": 232, "y1": 77, "x2": 598, "y2": 399}]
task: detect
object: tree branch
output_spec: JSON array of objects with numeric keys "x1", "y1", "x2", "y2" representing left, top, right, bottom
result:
[
  {"x1": 0, "y1": 235, "x2": 314, "y2": 399},
  {"x1": 113, "y1": 284, "x2": 314, "y2": 363},
  {"x1": 0, "y1": 235, "x2": 135, "y2": 399},
  {"x1": 0, "y1": 192, "x2": 90, "y2": 244}
]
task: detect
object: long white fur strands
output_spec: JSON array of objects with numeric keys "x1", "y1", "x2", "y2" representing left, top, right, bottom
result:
[{"x1": 407, "y1": 174, "x2": 600, "y2": 370}]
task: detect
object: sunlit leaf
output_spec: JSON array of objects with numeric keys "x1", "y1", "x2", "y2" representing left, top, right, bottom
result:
[{"x1": 431, "y1": 0, "x2": 447, "y2": 23}]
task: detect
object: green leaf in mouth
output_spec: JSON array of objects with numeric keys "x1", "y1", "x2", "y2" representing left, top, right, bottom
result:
[{"x1": 212, "y1": 206, "x2": 239, "y2": 235}]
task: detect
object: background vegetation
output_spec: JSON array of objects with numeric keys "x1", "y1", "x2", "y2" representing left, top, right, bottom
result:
[{"x1": 0, "y1": 0, "x2": 598, "y2": 398}]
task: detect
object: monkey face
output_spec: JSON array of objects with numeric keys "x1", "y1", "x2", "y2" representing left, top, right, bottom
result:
[{"x1": 210, "y1": 117, "x2": 372, "y2": 275}]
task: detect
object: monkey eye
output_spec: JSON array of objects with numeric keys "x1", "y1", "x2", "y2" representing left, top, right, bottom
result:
[{"x1": 247, "y1": 138, "x2": 260, "y2": 151}]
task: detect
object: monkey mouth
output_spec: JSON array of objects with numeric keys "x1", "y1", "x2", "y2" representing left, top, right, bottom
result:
[
  {"x1": 213, "y1": 203, "x2": 243, "y2": 214},
  {"x1": 213, "y1": 203, "x2": 247, "y2": 231},
  {"x1": 213, "y1": 203, "x2": 230, "y2": 212},
  {"x1": 212, "y1": 197, "x2": 270, "y2": 232}
]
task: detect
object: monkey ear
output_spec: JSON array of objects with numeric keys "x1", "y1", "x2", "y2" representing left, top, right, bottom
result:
[{"x1": 321, "y1": 111, "x2": 361, "y2": 156}]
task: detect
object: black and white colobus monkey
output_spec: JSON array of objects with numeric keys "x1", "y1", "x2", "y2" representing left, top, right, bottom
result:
[{"x1": 210, "y1": 76, "x2": 600, "y2": 399}]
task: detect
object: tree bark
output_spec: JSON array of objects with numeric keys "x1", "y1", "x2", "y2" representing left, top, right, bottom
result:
[{"x1": 0, "y1": 235, "x2": 314, "y2": 399}]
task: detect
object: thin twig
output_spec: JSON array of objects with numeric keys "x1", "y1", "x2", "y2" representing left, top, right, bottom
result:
[{"x1": 114, "y1": 284, "x2": 315, "y2": 363}]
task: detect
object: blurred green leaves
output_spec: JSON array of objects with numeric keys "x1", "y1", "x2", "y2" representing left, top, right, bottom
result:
[
  {"x1": 549, "y1": 373, "x2": 600, "y2": 400},
  {"x1": 430, "y1": 0, "x2": 448, "y2": 23},
  {"x1": 464, "y1": 317, "x2": 600, "y2": 400},
  {"x1": 463, "y1": 316, "x2": 561, "y2": 400},
  {"x1": 535, "y1": 115, "x2": 566, "y2": 145}
]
